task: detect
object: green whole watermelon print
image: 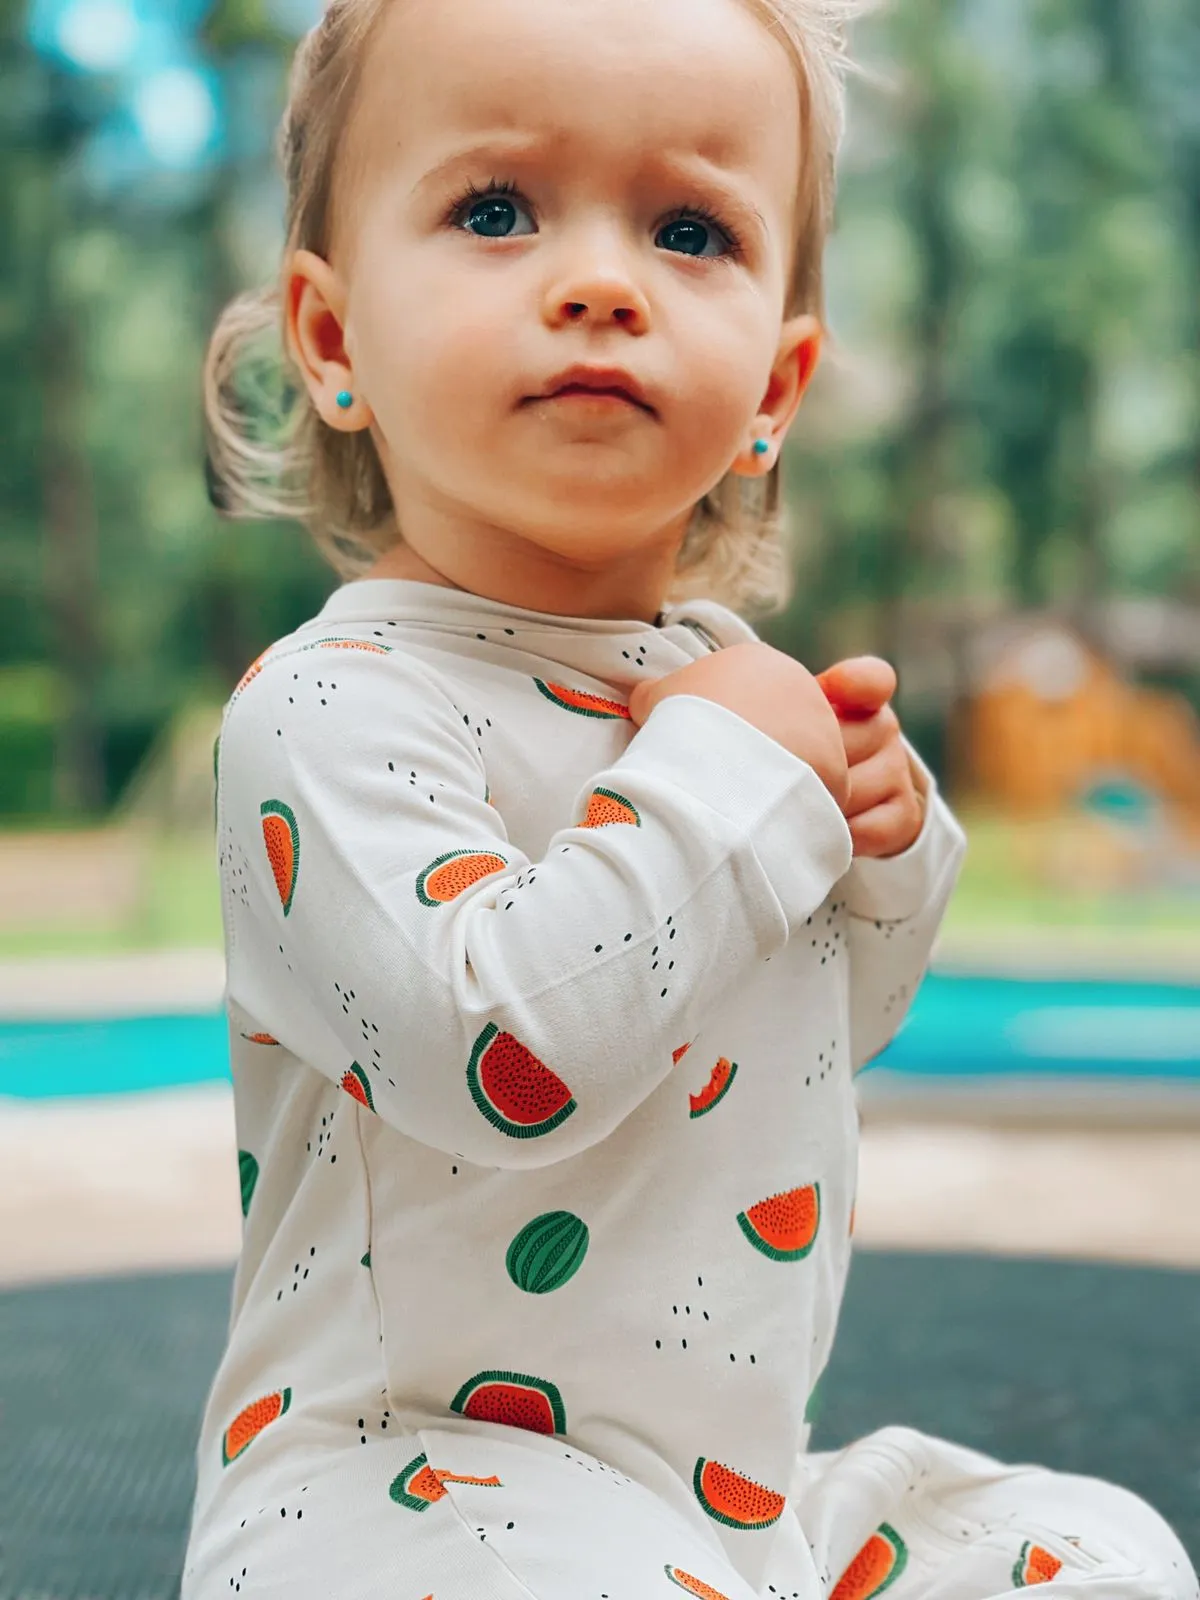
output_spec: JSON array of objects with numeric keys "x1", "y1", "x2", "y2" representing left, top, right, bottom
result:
[
  {"x1": 238, "y1": 1150, "x2": 259, "y2": 1217},
  {"x1": 506, "y1": 1211, "x2": 589, "y2": 1294}
]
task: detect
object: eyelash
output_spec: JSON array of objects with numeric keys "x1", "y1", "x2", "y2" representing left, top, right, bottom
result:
[{"x1": 444, "y1": 177, "x2": 745, "y2": 260}]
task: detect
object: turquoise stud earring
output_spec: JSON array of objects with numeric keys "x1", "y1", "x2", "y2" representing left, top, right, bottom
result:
[
  {"x1": 336, "y1": 390, "x2": 354, "y2": 410},
  {"x1": 753, "y1": 438, "x2": 771, "y2": 457}
]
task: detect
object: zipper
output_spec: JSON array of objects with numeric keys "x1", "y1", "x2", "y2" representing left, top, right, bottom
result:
[{"x1": 675, "y1": 617, "x2": 723, "y2": 654}]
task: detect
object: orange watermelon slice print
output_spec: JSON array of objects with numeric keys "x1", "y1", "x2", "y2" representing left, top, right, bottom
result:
[
  {"x1": 579, "y1": 787, "x2": 642, "y2": 828},
  {"x1": 736, "y1": 1183, "x2": 821, "y2": 1261},
  {"x1": 830, "y1": 1523, "x2": 908, "y2": 1600},
  {"x1": 221, "y1": 1387, "x2": 291, "y2": 1466},
  {"x1": 467, "y1": 1023, "x2": 576, "y2": 1139},
  {"x1": 416, "y1": 849, "x2": 509, "y2": 907},
  {"x1": 450, "y1": 1370, "x2": 566, "y2": 1435},
  {"x1": 232, "y1": 650, "x2": 269, "y2": 699},
  {"x1": 663, "y1": 1566, "x2": 734, "y2": 1600},
  {"x1": 692, "y1": 1457, "x2": 785, "y2": 1530},
  {"x1": 260, "y1": 800, "x2": 299, "y2": 916},
  {"x1": 533, "y1": 680, "x2": 631, "y2": 720},
  {"x1": 689, "y1": 1057, "x2": 738, "y2": 1119},
  {"x1": 390, "y1": 1452, "x2": 502, "y2": 1512},
  {"x1": 341, "y1": 1061, "x2": 375, "y2": 1112},
  {"x1": 1013, "y1": 1541, "x2": 1063, "y2": 1586},
  {"x1": 672, "y1": 1041, "x2": 693, "y2": 1065}
]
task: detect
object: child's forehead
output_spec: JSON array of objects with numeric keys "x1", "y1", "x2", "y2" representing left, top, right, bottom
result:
[{"x1": 354, "y1": 0, "x2": 801, "y2": 191}]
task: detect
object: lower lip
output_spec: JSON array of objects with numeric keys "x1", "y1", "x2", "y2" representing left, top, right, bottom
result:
[{"x1": 542, "y1": 388, "x2": 647, "y2": 411}]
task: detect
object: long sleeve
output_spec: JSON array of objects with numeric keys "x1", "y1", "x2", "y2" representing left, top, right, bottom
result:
[
  {"x1": 218, "y1": 645, "x2": 854, "y2": 1169},
  {"x1": 845, "y1": 739, "x2": 968, "y2": 1074}
]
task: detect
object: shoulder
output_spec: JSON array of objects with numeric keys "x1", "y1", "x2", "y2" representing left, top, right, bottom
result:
[
  {"x1": 224, "y1": 622, "x2": 464, "y2": 722},
  {"x1": 218, "y1": 623, "x2": 483, "y2": 789}
]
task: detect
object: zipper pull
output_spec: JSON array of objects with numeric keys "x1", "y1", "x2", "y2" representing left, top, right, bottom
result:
[{"x1": 676, "y1": 617, "x2": 723, "y2": 654}]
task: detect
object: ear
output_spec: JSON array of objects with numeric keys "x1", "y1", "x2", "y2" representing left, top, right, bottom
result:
[
  {"x1": 730, "y1": 313, "x2": 822, "y2": 476},
  {"x1": 284, "y1": 248, "x2": 372, "y2": 431}
]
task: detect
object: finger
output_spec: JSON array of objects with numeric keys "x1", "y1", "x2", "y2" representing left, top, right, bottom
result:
[
  {"x1": 842, "y1": 744, "x2": 907, "y2": 819},
  {"x1": 818, "y1": 656, "x2": 897, "y2": 720},
  {"x1": 848, "y1": 794, "x2": 924, "y2": 858},
  {"x1": 839, "y1": 705, "x2": 899, "y2": 767}
]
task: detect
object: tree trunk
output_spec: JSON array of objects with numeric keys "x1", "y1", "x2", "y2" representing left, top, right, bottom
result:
[{"x1": 40, "y1": 220, "x2": 105, "y2": 816}]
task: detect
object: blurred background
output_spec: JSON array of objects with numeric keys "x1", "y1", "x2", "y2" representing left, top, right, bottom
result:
[{"x1": 1, "y1": 0, "x2": 1199, "y2": 1592}]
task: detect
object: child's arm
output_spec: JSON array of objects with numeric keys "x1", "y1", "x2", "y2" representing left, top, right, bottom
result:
[
  {"x1": 814, "y1": 657, "x2": 967, "y2": 1073},
  {"x1": 219, "y1": 641, "x2": 854, "y2": 1168},
  {"x1": 843, "y1": 740, "x2": 967, "y2": 1073}
]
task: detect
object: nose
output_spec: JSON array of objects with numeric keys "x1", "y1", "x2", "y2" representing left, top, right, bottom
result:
[{"x1": 542, "y1": 243, "x2": 651, "y2": 333}]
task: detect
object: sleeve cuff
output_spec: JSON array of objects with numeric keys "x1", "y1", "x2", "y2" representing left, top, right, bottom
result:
[{"x1": 619, "y1": 692, "x2": 855, "y2": 929}]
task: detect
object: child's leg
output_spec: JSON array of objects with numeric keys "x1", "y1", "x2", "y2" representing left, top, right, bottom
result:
[
  {"x1": 184, "y1": 1421, "x2": 784, "y2": 1600},
  {"x1": 792, "y1": 1425, "x2": 1197, "y2": 1599}
]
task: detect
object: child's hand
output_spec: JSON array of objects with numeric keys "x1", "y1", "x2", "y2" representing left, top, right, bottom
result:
[
  {"x1": 628, "y1": 641, "x2": 850, "y2": 811},
  {"x1": 816, "y1": 657, "x2": 928, "y2": 858}
]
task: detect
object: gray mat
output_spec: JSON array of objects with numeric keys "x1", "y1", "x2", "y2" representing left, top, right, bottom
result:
[{"x1": 1, "y1": 1251, "x2": 1196, "y2": 1598}]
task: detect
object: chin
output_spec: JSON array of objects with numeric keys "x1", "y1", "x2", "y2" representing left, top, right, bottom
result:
[{"x1": 519, "y1": 489, "x2": 689, "y2": 547}]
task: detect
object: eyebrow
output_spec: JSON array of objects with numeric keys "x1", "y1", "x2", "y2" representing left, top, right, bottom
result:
[
  {"x1": 649, "y1": 151, "x2": 771, "y2": 244},
  {"x1": 411, "y1": 136, "x2": 547, "y2": 200},
  {"x1": 412, "y1": 136, "x2": 772, "y2": 242}
]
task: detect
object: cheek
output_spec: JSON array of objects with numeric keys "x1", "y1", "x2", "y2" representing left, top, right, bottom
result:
[
  {"x1": 349, "y1": 258, "x2": 517, "y2": 444},
  {"x1": 672, "y1": 302, "x2": 775, "y2": 444}
]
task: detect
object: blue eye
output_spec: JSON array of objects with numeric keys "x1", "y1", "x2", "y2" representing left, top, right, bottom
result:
[
  {"x1": 656, "y1": 213, "x2": 735, "y2": 259},
  {"x1": 458, "y1": 190, "x2": 536, "y2": 239}
]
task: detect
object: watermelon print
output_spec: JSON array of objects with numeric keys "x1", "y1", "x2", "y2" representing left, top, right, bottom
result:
[
  {"x1": 389, "y1": 1452, "x2": 501, "y2": 1512},
  {"x1": 240, "y1": 1032, "x2": 280, "y2": 1045},
  {"x1": 693, "y1": 1458, "x2": 785, "y2": 1530},
  {"x1": 309, "y1": 637, "x2": 393, "y2": 654},
  {"x1": 416, "y1": 849, "x2": 509, "y2": 907},
  {"x1": 1013, "y1": 1542, "x2": 1064, "y2": 1586},
  {"x1": 689, "y1": 1057, "x2": 738, "y2": 1119},
  {"x1": 830, "y1": 1524, "x2": 908, "y2": 1600},
  {"x1": 449, "y1": 1370, "x2": 566, "y2": 1435},
  {"x1": 360, "y1": 1250, "x2": 371, "y2": 1268},
  {"x1": 221, "y1": 1388, "x2": 291, "y2": 1466},
  {"x1": 237, "y1": 1150, "x2": 259, "y2": 1217},
  {"x1": 579, "y1": 787, "x2": 642, "y2": 828},
  {"x1": 533, "y1": 679, "x2": 631, "y2": 720},
  {"x1": 341, "y1": 1061, "x2": 375, "y2": 1111},
  {"x1": 506, "y1": 1211, "x2": 589, "y2": 1294},
  {"x1": 736, "y1": 1183, "x2": 821, "y2": 1262},
  {"x1": 466, "y1": 1023, "x2": 577, "y2": 1139},
  {"x1": 663, "y1": 1567, "x2": 734, "y2": 1600},
  {"x1": 232, "y1": 650, "x2": 269, "y2": 699},
  {"x1": 260, "y1": 800, "x2": 299, "y2": 916},
  {"x1": 672, "y1": 1041, "x2": 693, "y2": 1065}
]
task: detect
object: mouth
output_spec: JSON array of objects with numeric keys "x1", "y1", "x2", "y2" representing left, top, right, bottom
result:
[
  {"x1": 528, "y1": 367, "x2": 656, "y2": 416},
  {"x1": 549, "y1": 385, "x2": 646, "y2": 409}
]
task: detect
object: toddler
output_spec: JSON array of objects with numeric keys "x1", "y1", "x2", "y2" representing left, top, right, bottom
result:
[{"x1": 182, "y1": 0, "x2": 1197, "y2": 1595}]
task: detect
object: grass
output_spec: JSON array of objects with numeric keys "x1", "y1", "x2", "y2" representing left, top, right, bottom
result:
[
  {"x1": 0, "y1": 830, "x2": 222, "y2": 960},
  {"x1": 942, "y1": 809, "x2": 1200, "y2": 936}
]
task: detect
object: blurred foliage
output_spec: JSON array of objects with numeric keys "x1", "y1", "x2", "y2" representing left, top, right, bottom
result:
[{"x1": 1, "y1": 0, "x2": 1198, "y2": 821}]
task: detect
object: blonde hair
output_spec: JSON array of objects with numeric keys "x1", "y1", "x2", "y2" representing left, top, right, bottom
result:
[{"x1": 203, "y1": 0, "x2": 863, "y2": 619}]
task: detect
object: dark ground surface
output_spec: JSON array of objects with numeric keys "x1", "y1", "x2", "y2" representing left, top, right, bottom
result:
[{"x1": 1, "y1": 1250, "x2": 1196, "y2": 1598}]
